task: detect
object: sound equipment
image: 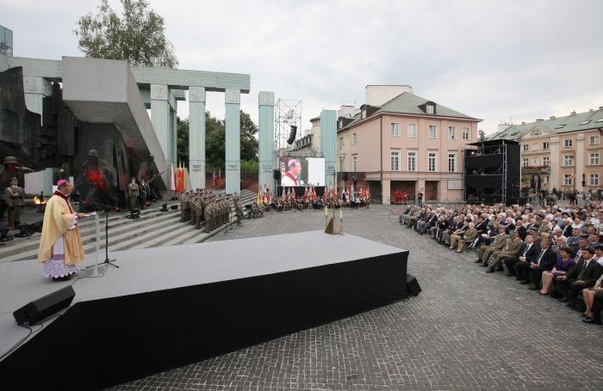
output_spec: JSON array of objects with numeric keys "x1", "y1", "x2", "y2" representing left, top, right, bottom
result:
[
  {"x1": 406, "y1": 274, "x2": 421, "y2": 296},
  {"x1": 342, "y1": 172, "x2": 348, "y2": 181},
  {"x1": 287, "y1": 125, "x2": 297, "y2": 145},
  {"x1": 13, "y1": 285, "x2": 76, "y2": 325},
  {"x1": 273, "y1": 169, "x2": 281, "y2": 180}
]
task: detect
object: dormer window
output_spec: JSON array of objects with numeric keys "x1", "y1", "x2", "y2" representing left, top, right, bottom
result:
[
  {"x1": 419, "y1": 101, "x2": 437, "y2": 115},
  {"x1": 533, "y1": 130, "x2": 540, "y2": 136},
  {"x1": 555, "y1": 124, "x2": 566, "y2": 129}
]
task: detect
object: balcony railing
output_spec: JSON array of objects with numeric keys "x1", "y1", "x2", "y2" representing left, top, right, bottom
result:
[{"x1": 521, "y1": 165, "x2": 551, "y2": 173}]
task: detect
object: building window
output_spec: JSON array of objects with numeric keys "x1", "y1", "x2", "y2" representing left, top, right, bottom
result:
[
  {"x1": 523, "y1": 158, "x2": 529, "y2": 167},
  {"x1": 523, "y1": 144, "x2": 529, "y2": 151},
  {"x1": 564, "y1": 139, "x2": 573, "y2": 148},
  {"x1": 428, "y1": 152, "x2": 437, "y2": 172},
  {"x1": 563, "y1": 174, "x2": 573, "y2": 186},
  {"x1": 390, "y1": 123, "x2": 400, "y2": 138},
  {"x1": 407, "y1": 124, "x2": 417, "y2": 138},
  {"x1": 590, "y1": 173, "x2": 600, "y2": 186},
  {"x1": 352, "y1": 132, "x2": 357, "y2": 145},
  {"x1": 563, "y1": 155, "x2": 574, "y2": 167},
  {"x1": 543, "y1": 156, "x2": 550, "y2": 166},
  {"x1": 448, "y1": 153, "x2": 456, "y2": 172},
  {"x1": 390, "y1": 151, "x2": 400, "y2": 171},
  {"x1": 544, "y1": 175, "x2": 549, "y2": 184},
  {"x1": 407, "y1": 151, "x2": 417, "y2": 171},
  {"x1": 542, "y1": 142, "x2": 550, "y2": 150},
  {"x1": 448, "y1": 126, "x2": 456, "y2": 140},
  {"x1": 590, "y1": 135, "x2": 600, "y2": 145},
  {"x1": 426, "y1": 105, "x2": 434, "y2": 114},
  {"x1": 590, "y1": 153, "x2": 600, "y2": 165},
  {"x1": 533, "y1": 130, "x2": 541, "y2": 136},
  {"x1": 352, "y1": 155, "x2": 357, "y2": 172},
  {"x1": 462, "y1": 127, "x2": 470, "y2": 140},
  {"x1": 429, "y1": 125, "x2": 437, "y2": 139}
]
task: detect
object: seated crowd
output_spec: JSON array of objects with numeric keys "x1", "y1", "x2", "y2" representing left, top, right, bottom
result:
[{"x1": 399, "y1": 199, "x2": 603, "y2": 325}]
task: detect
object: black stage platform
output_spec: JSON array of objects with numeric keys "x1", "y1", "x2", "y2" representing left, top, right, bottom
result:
[{"x1": 0, "y1": 231, "x2": 409, "y2": 390}]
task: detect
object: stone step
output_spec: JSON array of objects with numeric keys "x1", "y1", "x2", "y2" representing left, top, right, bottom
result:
[{"x1": 0, "y1": 190, "x2": 258, "y2": 262}]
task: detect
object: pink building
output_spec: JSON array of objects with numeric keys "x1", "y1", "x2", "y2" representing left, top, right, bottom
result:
[{"x1": 337, "y1": 86, "x2": 481, "y2": 204}]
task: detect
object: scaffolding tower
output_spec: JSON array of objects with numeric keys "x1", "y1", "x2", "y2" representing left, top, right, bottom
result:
[{"x1": 275, "y1": 98, "x2": 302, "y2": 155}]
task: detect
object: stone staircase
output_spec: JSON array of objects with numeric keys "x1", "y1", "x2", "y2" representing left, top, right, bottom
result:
[{"x1": 0, "y1": 190, "x2": 258, "y2": 263}]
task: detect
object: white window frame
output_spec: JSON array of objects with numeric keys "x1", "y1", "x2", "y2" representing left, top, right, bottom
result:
[
  {"x1": 390, "y1": 123, "x2": 400, "y2": 138},
  {"x1": 352, "y1": 132, "x2": 357, "y2": 145},
  {"x1": 352, "y1": 155, "x2": 357, "y2": 172},
  {"x1": 407, "y1": 151, "x2": 417, "y2": 172},
  {"x1": 563, "y1": 155, "x2": 574, "y2": 167},
  {"x1": 589, "y1": 135, "x2": 599, "y2": 145},
  {"x1": 428, "y1": 152, "x2": 437, "y2": 172},
  {"x1": 542, "y1": 142, "x2": 550, "y2": 150},
  {"x1": 564, "y1": 139, "x2": 573, "y2": 148},
  {"x1": 523, "y1": 158, "x2": 529, "y2": 167},
  {"x1": 563, "y1": 174, "x2": 573, "y2": 186},
  {"x1": 407, "y1": 124, "x2": 417, "y2": 139},
  {"x1": 590, "y1": 153, "x2": 600, "y2": 165},
  {"x1": 429, "y1": 125, "x2": 437, "y2": 139},
  {"x1": 543, "y1": 156, "x2": 550, "y2": 166},
  {"x1": 448, "y1": 126, "x2": 456, "y2": 140},
  {"x1": 426, "y1": 105, "x2": 435, "y2": 114},
  {"x1": 590, "y1": 173, "x2": 599, "y2": 186},
  {"x1": 523, "y1": 144, "x2": 529, "y2": 151},
  {"x1": 390, "y1": 151, "x2": 400, "y2": 171},
  {"x1": 462, "y1": 127, "x2": 470, "y2": 140},
  {"x1": 448, "y1": 153, "x2": 456, "y2": 172}
]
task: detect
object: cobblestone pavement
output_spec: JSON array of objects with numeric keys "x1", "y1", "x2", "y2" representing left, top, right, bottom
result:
[{"x1": 108, "y1": 205, "x2": 603, "y2": 391}]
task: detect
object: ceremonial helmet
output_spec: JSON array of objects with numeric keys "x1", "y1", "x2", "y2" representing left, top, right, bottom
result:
[
  {"x1": 3, "y1": 156, "x2": 18, "y2": 164},
  {"x1": 87, "y1": 149, "x2": 99, "y2": 158}
]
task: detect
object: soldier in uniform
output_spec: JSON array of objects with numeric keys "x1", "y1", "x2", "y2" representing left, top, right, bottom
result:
[
  {"x1": 126, "y1": 177, "x2": 140, "y2": 210},
  {"x1": 180, "y1": 192, "x2": 190, "y2": 223},
  {"x1": 4, "y1": 177, "x2": 25, "y2": 230}
]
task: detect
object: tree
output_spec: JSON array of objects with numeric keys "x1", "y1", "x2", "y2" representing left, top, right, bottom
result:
[
  {"x1": 478, "y1": 129, "x2": 486, "y2": 142},
  {"x1": 179, "y1": 110, "x2": 259, "y2": 172},
  {"x1": 74, "y1": 0, "x2": 178, "y2": 68}
]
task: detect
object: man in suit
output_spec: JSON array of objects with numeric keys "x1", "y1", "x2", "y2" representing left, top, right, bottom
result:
[
  {"x1": 556, "y1": 247, "x2": 603, "y2": 304},
  {"x1": 503, "y1": 234, "x2": 539, "y2": 277},
  {"x1": 516, "y1": 239, "x2": 556, "y2": 284},
  {"x1": 515, "y1": 218, "x2": 528, "y2": 241},
  {"x1": 527, "y1": 239, "x2": 559, "y2": 290}
]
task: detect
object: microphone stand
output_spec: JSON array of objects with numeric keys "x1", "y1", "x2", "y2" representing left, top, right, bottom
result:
[{"x1": 101, "y1": 207, "x2": 119, "y2": 268}]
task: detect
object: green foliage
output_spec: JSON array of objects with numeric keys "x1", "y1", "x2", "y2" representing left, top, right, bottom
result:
[
  {"x1": 478, "y1": 129, "x2": 486, "y2": 142},
  {"x1": 74, "y1": 0, "x2": 178, "y2": 68},
  {"x1": 177, "y1": 110, "x2": 258, "y2": 172}
]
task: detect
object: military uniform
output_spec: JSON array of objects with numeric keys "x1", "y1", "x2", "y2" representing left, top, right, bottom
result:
[{"x1": 4, "y1": 178, "x2": 25, "y2": 230}]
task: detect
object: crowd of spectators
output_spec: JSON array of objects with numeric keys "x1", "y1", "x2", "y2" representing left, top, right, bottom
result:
[{"x1": 399, "y1": 198, "x2": 603, "y2": 325}]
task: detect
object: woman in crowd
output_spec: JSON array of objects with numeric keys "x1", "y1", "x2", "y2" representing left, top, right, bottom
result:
[{"x1": 539, "y1": 246, "x2": 576, "y2": 295}]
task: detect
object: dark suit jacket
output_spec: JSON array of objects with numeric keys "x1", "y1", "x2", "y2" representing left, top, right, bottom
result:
[
  {"x1": 519, "y1": 242, "x2": 539, "y2": 262},
  {"x1": 565, "y1": 259, "x2": 603, "y2": 286},
  {"x1": 516, "y1": 225, "x2": 528, "y2": 241},
  {"x1": 533, "y1": 248, "x2": 557, "y2": 270}
]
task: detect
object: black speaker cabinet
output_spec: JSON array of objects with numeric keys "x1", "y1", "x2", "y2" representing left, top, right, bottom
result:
[
  {"x1": 13, "y1": 285, "x2": 76, "y2": 325},
  {"x1": 406, "y1": 274, "x2": 421, "y2": 296}
]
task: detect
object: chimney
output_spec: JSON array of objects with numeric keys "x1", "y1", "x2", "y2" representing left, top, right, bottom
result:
[
  {"x1": 522, "y1": 121, "x2": 526, "y2": 125},
  {"x1": 599, "y1": 106, "x2": 603, "y2": 110},
  {"x1": 549, "y1": 116, "x2": 556, "y2": 120},
  {"x1": 535, "y1": 118, "x2": 544, "y2": 122},
  {"x1": 570, "y1": 111, "x2": 576, "y2": 115}
]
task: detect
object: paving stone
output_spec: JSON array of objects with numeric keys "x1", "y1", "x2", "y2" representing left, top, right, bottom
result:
[{"x1": 106, "y1": 205, "x2": 603, "y2": 391}]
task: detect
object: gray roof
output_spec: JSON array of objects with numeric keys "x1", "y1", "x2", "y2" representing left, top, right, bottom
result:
[
  {"x1": 377, "y1": 92, "x2": 476, "y2": 119},
  {"x1": 341, "y1": 91, "x2": 478, "y2": 129},
  {"x1": 488, "y1": 107, "x2": 603, "y2": 141}
]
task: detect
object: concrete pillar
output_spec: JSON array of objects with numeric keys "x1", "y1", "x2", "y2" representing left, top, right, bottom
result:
[
  {"x1": 23, "y1": 76, "x2": 53, "y2": 193},
  {"x1": 320, "y1": 110, "x2": 337, "y2": 188},
  {"x1": 549, "y1": 136, "x2": 560, "y2": 190},
  {"x1": 189, "y1": 87, "x2": 206, "y2": 190},
  {"x1": 151, "y1": 84, "x2": 172, "y2": 162},
  {"x1": 225, "y1": 89, "x2": 241, "y2": 194},
  {"x1": 258, "y1": 91, "x2": 275, "y2": 193},
  {"x1": 382, "y1": 179, "x2": 391, "y2": 205},
  {"x1": 575, "y1": 133, "x2": 585, "y2": 191}
]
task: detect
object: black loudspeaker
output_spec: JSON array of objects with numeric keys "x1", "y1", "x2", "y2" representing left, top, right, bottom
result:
[
  {"x1": 406, "y1": 274, "x2": 421, "y2": 296},
  {"x1": 342, "y1": 172, "x2": 348, "y2": 181},
  {"x1": 13, "y1": 285, "x2": 76, "y2": 325},
  {"x1": 273, "y1": 169, "x2": 281, "y2": 180},
  {"x1": 287, "y1": 125, "x2": 297, "y2": 145}
]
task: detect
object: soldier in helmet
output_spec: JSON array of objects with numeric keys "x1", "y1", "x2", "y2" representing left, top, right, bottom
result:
[
  {"x1": 0, "y1": 156, "x2": 22, "y2": 221},
  {"x1": 4, "y1": 177, "x2": 25, "y2": 230},
  {"x1": 75, "y1": 149, "x2": 119, "y2": 211}
]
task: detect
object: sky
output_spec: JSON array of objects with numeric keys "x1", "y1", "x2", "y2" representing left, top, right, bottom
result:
[{"x1": 3, "y1": 0, "x2": 603, "y2": 136}]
